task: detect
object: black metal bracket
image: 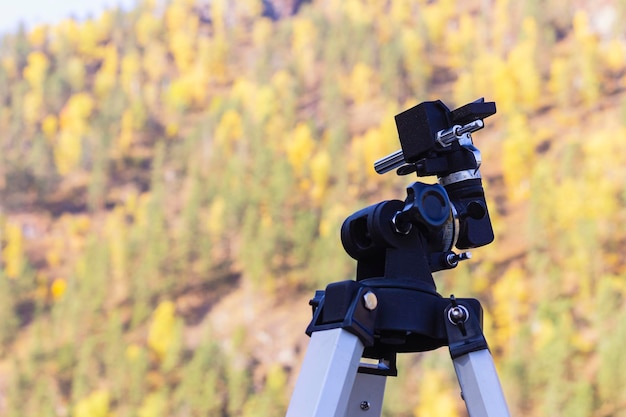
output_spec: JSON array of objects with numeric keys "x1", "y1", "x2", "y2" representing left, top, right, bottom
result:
[
  {"x1": 444, "y1": 295, "x2": 489, "y2": 359},
  {"x1": 306, "y1": 283, "x2": 486, "y2": 375},
  {"x1": 306, "y1": 280, "x2": 378, "y2": 348}
]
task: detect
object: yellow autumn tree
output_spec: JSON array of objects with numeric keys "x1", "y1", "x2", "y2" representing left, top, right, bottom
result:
[
  {"x1": 250, "y1": 85, "x2": 277, "y2": 124},
  {"x1": 1, "y1": 222, "x2": 25, "y2": 279},
  {"x1": 413, "y1": 369, "x2": 461, "y2": 417},
  {"x1": 147, "y1": 301, "x2": 177, "y2": 359},
  {"x1": 50, "y1": 19, "x2": 80, "y2": 54},
  {"x1": 452, "y1": 71, "x2": 474, "y2": 106},
  {"x1": 421, "y1": 0, "x2": 455, "y2": 45},
  {"x1": 137, "y1": 391, "x2": 168, "y2": 417},
  {"x1": 230, "y1": 77, "x2": 276, "y2": 123},
  {"x1": 583, "y1": 126, "x2": 626, "y2": 187},
  {"x1": 252, "y1": 17, "x2": 273, "y2": 49},
  {"x1": 120, "y1": 51, "x2": 141, "y2": 98},
  {"x1": 66, "y1": 56, "x2": 87, "y2": 92},
  {"x1": 196, "y1": 34, "x2": 229, "y2": 83},
  {"x1": 27, "y1": 24, "x2": 48, "y2": 48},
  {"x1": 22, "y1": 90, "x2": 44, "y2": 125},
  {"x1": 54, "y1": 93, "x2": 94, "y2": 175},
  {"x1": 389, "y1": 0, "x2": 415, "y2": 25},
  {"x1": 161, "y1": 81, "x2": 188, "y2": 114},
  {"x1": 165, "y1": 1, "x2": 188, "y2": 33},
  {"x1": 1, "y1": 56, "x2": 17, "y2": 79},
  {"x1": 465, "y1": 51, "x2": 500, "y2": 103},
  {"x1": 93, "y1": 9, "x2": 114, "y2": 42},
  {"x1": 602, "y1": 39, "x2": 626, "y2": 73},
  {"x1": 507, "y1": 17, "x2": 542, "y2": 112},
  {"x1": 22, "y1": 51, "x2": 49, "y2": 124},
  {"x1": 344, "y1": 62, "x2": 380, "y2": 105},
  {"x1": 51, "y1": 278, "x2": 67, "y2": 300},
  {"x1": 136, "y1": 11, "x2": 162, "y2": 47},
  {"x1": 23, "y1": 51, "x2": 49, "y2": 89},
  {"x1": 286, "y1": 123, "x2": 316, "y2": 178},
  {"x1": 41, "y1": 114, "x2": 58, "y2": 142},
  {"x1": 54, "y1": 130, "x2": 82, "y2": 175},
  {"x1": 169, "y1": 30, "x2": 196, "y2": 75},
  {"x1": 548, "y1": 56, "x2": 574, "y2": 109},
  {"x1": 291, "y1": 17, "x2": 318, "y2": 86},
  {"x1": 401, "y1": 30, "x2": 431, "y2": 96},
  {"x1": 491, "y1": 56, "x2": 517, "y2": 116},
  {"x1": 214, "y1": 109, "x2": 244, "y2": 155},
  {"x1": 348, "y1": 107, "x2": 398, "y2": 181},
  {"x1": 142, "y1": 42, "x2": 168, "y2": 83},
  {"x1": 104, "y1": 206, "x2": 129, "y2": 301},
  {"x1": 373, "y1": 13, "x2": 395, "y2": 45},
  {"x1": 234, "y1": 0, "x2": 263, "y2": 19},
  {"x1": 310, "y1": 149, "x2": 331, "y2": 205},
  {"x1": 572, "y1": 10, "x2": 601, "y2": 106},
  {"x1": 94, "y1": 44, "x2": 119, "y2": 98},
  {"x1": 116, "y1": 109, "x2": 135, "y2": 153},
  {"x1": 75, "y1": 20, "x2": 102, "y2": 61},
  {"x1": 501, "y1": 113, "x2": 534, "y2": 202},
  {"x1": 600, "y1": 38, "x2": 626, "y2": 93},
  {"x1": 341, "y1": 0, "x2": 374, "y2": 25},
  {"x1": 165, "y1": 0, "x2": 199, "y2": 75},
  {"x1": 445, "y1": 14, "x2": 477, "y2": 70},
  {"x1": 230, "y1": 78, "x2": 256, "y2": 107},
  {"x1": 73, "y1": 390, "x2": 110, "y2": 417},
  {"x1": 206, "y1": 196, "x2": 226, "y2": 239},
  {"x1": 58, "y1": 93, "x2": 94, "y2": 135},
  {"x1": 490, "y1": 265, "x2": 529, "y2": 352},
  {"x1": 269, "y1": 69, "x2": 295, "y2": 115},
  {"x1": 491, "y1": 0, "x2": 511, "y2": 56}
]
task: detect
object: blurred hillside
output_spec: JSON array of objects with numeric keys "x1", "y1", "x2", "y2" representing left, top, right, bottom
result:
[{"x1": 2, "y1": 0, "x2": 626, "y2": 416}]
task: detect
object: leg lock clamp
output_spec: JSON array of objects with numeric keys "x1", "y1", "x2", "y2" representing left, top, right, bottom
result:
[{"x1": 306, "y1": 281, "x2": 378, "y2": 347}]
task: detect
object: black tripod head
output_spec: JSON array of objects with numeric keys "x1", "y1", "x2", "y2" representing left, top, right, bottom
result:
[
  {"x1": 306, "y1": 99, "x2": 497, "y2": 358},
  {"x1": 341, "y1": 99, "x2": 496, "y2": 286}
]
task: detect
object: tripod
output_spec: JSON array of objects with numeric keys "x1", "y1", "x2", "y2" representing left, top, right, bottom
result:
[{"x1": 286, "y1": 99, "x2": 511, "y2": 417}]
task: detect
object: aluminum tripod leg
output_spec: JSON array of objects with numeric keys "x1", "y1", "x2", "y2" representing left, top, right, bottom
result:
[
  {"x1": 286, "y1": 328, "x2": 365, "y2": 417},
  {"x1": 453, "y1": 349, "x2": 511, "y2": 417},
  {"x1": 344, "y1": 371, "x2": 386, "y2": 416}
]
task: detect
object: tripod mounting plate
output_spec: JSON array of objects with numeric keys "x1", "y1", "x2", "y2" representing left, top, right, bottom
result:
[
  {"x1": 394, "y1": 98, "x2": 495, "y2": 168},
  {"x1": 306, "y1": 280, "x2": 484, "y2": 365}
]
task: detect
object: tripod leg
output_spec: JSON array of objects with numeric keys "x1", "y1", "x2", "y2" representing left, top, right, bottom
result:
[
  {"x1": 345, "y1": 372, "x2": 386, "y2": 417},
  {"x1": 286, "y1": 328, "x2": 364, "y2": 417},
  {"x1": 452, "y1": 349, "x2": 511, "y2": 417}
]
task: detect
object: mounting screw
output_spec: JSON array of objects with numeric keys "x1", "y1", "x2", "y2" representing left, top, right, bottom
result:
[
  {"x1": 360, "y1": 401, "x2": 370, "y2": 411},
  {"x1": 363, "y1": 292, "x2": 378, "y2": 311},
  {"x1": 445, "y1": 251, "x2": 472, "y2": 267},
  {"x1": 448, "y1": 305, "x2": 469, "y2": 324}
]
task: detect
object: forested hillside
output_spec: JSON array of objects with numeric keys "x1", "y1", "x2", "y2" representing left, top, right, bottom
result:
[{"x1": 2, "y1": 0, "x2": 626, "y2": 416}]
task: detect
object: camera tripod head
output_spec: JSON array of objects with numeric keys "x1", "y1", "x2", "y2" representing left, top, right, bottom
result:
[{"x1": 341, "y1": 99, "x2": 496, "y2": 285}]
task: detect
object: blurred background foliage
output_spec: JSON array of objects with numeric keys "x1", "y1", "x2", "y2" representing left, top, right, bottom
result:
[{"x1": 2, "y1": 0, "x2": 626, "y2": 416}]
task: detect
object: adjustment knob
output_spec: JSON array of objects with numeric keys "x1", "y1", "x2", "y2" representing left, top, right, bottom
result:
[{"x1": 393, "y1": 183, "x2": 451, "y2": 234}]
